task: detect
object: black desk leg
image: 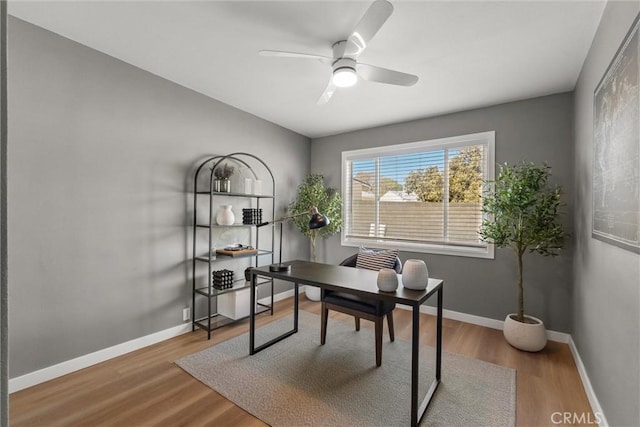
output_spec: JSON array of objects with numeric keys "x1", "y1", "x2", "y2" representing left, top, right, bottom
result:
[
  {"x1": 411, "y1": 305, "x2": 420, "y2": 427},
  {"x1": 250, "y1": 274, "x2": 299, "y2": 355},
  {"x1": 436, "y1": 286, "x2": 443, "y2": 380},
  {"x1": 249, "y1": 271, "x2": 256, "y2": 355},
  {"x1": 412, "y1": 285, "x2": 444, "y2": 426},
  {"x1": 293, "y1": 282, "x2": 299, "y2": 333}
]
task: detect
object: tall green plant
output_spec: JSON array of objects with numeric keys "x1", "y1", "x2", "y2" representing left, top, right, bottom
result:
[
  {"x1": 289, "y1": 174, "x2": 343, "y2": 262},
  {"x1": 479, "y1": 163, "x2": 566, "y2": 323}
]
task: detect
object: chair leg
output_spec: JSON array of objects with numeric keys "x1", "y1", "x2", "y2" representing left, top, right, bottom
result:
[
  {"x1": 321, "y1": 303, "x2": 328, "y2": 345},
  {"x1": 387, "y1": 311, "x2": 395, "y2": 342},
  {"x1": 355, "y1": 316, "x2": 360, "y2": 331},
  {"x1": 375, "y1": 317, "x2": 383, "y2": 367}
]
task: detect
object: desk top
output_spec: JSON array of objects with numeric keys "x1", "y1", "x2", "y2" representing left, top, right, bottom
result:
[{"x1": 252, "y1": 260, "x2": 442, "y2": 306}]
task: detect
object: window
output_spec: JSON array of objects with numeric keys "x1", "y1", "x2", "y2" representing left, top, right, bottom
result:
[{"x1": 341, "y1": 131, "x2": 495, "y2": 258}]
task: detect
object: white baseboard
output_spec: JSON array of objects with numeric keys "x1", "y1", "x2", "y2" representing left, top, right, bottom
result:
[
  {"x1": 9, "y1": 288, "x2": 300, "y2": 394},
  {"x1": 259, "y1": 288, "x2": 296, "y2": 304},
  {"x1": 395, "y1": 304, "x2": 571, "y2": 343},
  {"x1": 568, "y1": 337, "x2": 608, "y2": 426},
  {"x1": 9, "y1": 323, "x2": 192, "y2": 393}
]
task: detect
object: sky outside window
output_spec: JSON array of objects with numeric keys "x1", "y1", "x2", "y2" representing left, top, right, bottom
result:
[{"x1": 353, "y1": 151, "x2": 446, "y2": 188}]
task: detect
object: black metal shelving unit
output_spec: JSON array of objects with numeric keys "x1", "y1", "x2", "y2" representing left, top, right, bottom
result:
[{"x1": 191, "y1": 153, "x2": 276, "y2": 339}]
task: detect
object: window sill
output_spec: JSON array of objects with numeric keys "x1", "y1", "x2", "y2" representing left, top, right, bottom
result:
[{"x1": 342, "y1": 237, "x2": 495, "y2": 259}]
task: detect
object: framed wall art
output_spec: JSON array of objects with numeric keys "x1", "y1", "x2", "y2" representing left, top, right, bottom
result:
[{"x1": 592, "y1": 12, "x2": 640, "y2": 254}]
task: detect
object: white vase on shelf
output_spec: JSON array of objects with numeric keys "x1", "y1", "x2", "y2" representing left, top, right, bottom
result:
[
  {"x1": 216, "y1": 205, "x2": 235, "y2": 226},
  {"x1": 253, "y1": 179, "x2": 263, "y2": 195},
  {"x1": 401, "y1": 259, "x2": 429, "y2": 290},
  {"x1": 244, "y1": 178, "x2": 253, "y2": 194}
]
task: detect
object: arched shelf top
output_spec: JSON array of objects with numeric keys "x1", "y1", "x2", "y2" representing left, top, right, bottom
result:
[{"x1": 194, "y1": 152, "x2": 276, "y2": 198}]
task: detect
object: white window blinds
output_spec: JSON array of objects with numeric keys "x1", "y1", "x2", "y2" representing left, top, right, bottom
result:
[{"x1": 341, "y1": 131, "x2": 495, "y2": 258}]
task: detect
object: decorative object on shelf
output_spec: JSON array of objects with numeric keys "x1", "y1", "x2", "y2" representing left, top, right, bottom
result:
[
  {"x1": 244, "y1": 178, "x2": 253, "y2": 194},
  {"x1": 401, "y1": 259, "x2": 428, "y2": 290},
  {"x1": 242, "y1": 208, "x2": 263, "y2": 225},
  {"x1": 212, "y1": 269, "x2": 234, "y2": 290},
  {"x1": 253, "y1": 179, "x2": 263, "y2": 195},
  {"x1": 216, "y1": 205, "x2": 235, "y2": 226},
  {"x1": 244, "y1": 267, "x2": 253, "y2": 281},
  {"x1": 480, "y1": 162, "x2": 566, "y2": 352},
  {"x1": 257, "y1": 207, "x2": 330, "y2": 272},
  {"x1": 289, "y1": 174, "x2": 343, "y2": 301},
  {"x1": 216, "y1": 245, "x2": 258, "y2": 257},
  {"x1": 213, "y1": 163, "x2": 234, "y2": 193},
  {"x1": 217, "y1": 288, "x2": 251, "y2": 320},
  {"x1": 376, "y1": 268, "x2": 398, "y2": 292}
]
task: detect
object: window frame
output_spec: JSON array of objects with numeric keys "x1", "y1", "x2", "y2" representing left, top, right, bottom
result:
[{"x1": 341, "y1": 131, "x2": 495, "y2": 259}]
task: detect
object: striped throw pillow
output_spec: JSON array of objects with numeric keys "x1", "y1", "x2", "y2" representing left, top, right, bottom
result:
[{"x1": 355, "y1": 247, "x2": 399, "y2": 271}]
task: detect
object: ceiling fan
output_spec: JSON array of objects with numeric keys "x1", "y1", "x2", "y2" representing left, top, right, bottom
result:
[{"x1": 258, "y1": 0, "x2": 418, "y2": 105}]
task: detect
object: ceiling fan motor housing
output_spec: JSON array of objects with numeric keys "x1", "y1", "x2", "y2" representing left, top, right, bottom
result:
[
  {"x1": 332, "y1": 58, "x2": 358, "y2": 87},
  {"x1": 332, "y1": 57, "x2": 356, "y2": 74}
]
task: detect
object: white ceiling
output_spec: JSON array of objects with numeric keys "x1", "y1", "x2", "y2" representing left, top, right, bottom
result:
[{"x1": 9, "y1": 1, "x2": 606, "y2": 138}]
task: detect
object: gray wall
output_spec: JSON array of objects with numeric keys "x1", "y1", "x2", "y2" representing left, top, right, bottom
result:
[
  {"x1": 1, "y1": 2, "x2": 9, "y2": 424},
  {"x1": 311, "y1": 93, "x2": 574, "y2": 332},
  {"x1": 7, "y1": 17, "x2": 310, "y2": 378},
  {"x1": 573, "y1": 1, "x2": 640, "y2": 425}
]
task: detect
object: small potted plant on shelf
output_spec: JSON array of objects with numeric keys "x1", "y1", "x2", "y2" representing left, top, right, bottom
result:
[
  {"x1": 479, "y1": 162, "x2": 566, "y2": 352},
  {"x1": 213, "y1": 163, "x2": 234, "y2": 193}
]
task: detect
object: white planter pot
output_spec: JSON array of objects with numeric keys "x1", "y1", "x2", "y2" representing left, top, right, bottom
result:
[
  {"x1": 401, "y1": 259, "x2": 429, "y2": 290},
  {"x1": 305, "y1": 286, "x2": 321, "y2": 301},
  {"x1": 503, "y1": 314, "x2": 547, "y2": 352}
]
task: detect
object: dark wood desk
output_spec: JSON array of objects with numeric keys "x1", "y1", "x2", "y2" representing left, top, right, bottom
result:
[{"x1": 249, "y1": 260, "x2": 443, "y2": 427}]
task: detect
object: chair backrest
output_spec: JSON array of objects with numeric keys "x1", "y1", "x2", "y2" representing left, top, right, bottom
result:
[{"x1": 340, "y1": 253, "x2": 402, "y2": 273}]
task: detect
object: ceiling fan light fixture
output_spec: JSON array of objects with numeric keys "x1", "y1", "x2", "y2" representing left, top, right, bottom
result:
[{"x1": 332, "y1": 67, "x2": 358, "y2": 87}]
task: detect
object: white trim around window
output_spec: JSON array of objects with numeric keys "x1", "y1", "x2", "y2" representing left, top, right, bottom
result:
[{"x1": 341, "y1": 131, "x2": 495, "y2": 259}]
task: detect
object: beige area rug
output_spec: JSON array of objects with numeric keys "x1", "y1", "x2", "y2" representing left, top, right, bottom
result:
[{"x1": 176, "y1": 311, "x2": 516, "y2": 426}]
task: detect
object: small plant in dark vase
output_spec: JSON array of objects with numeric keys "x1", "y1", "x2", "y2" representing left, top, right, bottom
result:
[
  {"x1": 213, "y1": 163, "x2": 234, "y2": 193},
  {"x1": 479, "y1": 162, "x2": 566, "y2": 352}
]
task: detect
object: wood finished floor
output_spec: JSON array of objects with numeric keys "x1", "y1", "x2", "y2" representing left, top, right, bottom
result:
[{"x1": 10, "y1": 297, "x2": 593, "y2": 426}]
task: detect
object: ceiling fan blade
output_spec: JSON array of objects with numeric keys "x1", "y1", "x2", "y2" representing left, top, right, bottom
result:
[
  {"x1": 259, "y1": 50, "x2": 332, "y2": 63},
  {"x1": 345, "y1": 0, "x2": 394, "y2": 57},
  {"x1": 357, "y1": 63, "x2": 418, "y2": 86},
  {"x1": 317, "y1": 80, "x2": 337, "y2": 105}
]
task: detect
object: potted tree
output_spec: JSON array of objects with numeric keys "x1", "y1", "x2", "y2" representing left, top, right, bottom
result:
[
  {"x1": 479, "y1": 162, "x2": 566, "y2": 352},
  {"x1": 289, "y1": 174, "x2": 343, "y2": 301}
]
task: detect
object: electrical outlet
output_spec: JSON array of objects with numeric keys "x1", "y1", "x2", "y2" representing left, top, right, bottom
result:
[{"x1": 183, "y1": 307, "x2": 191, "y2": 322}]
